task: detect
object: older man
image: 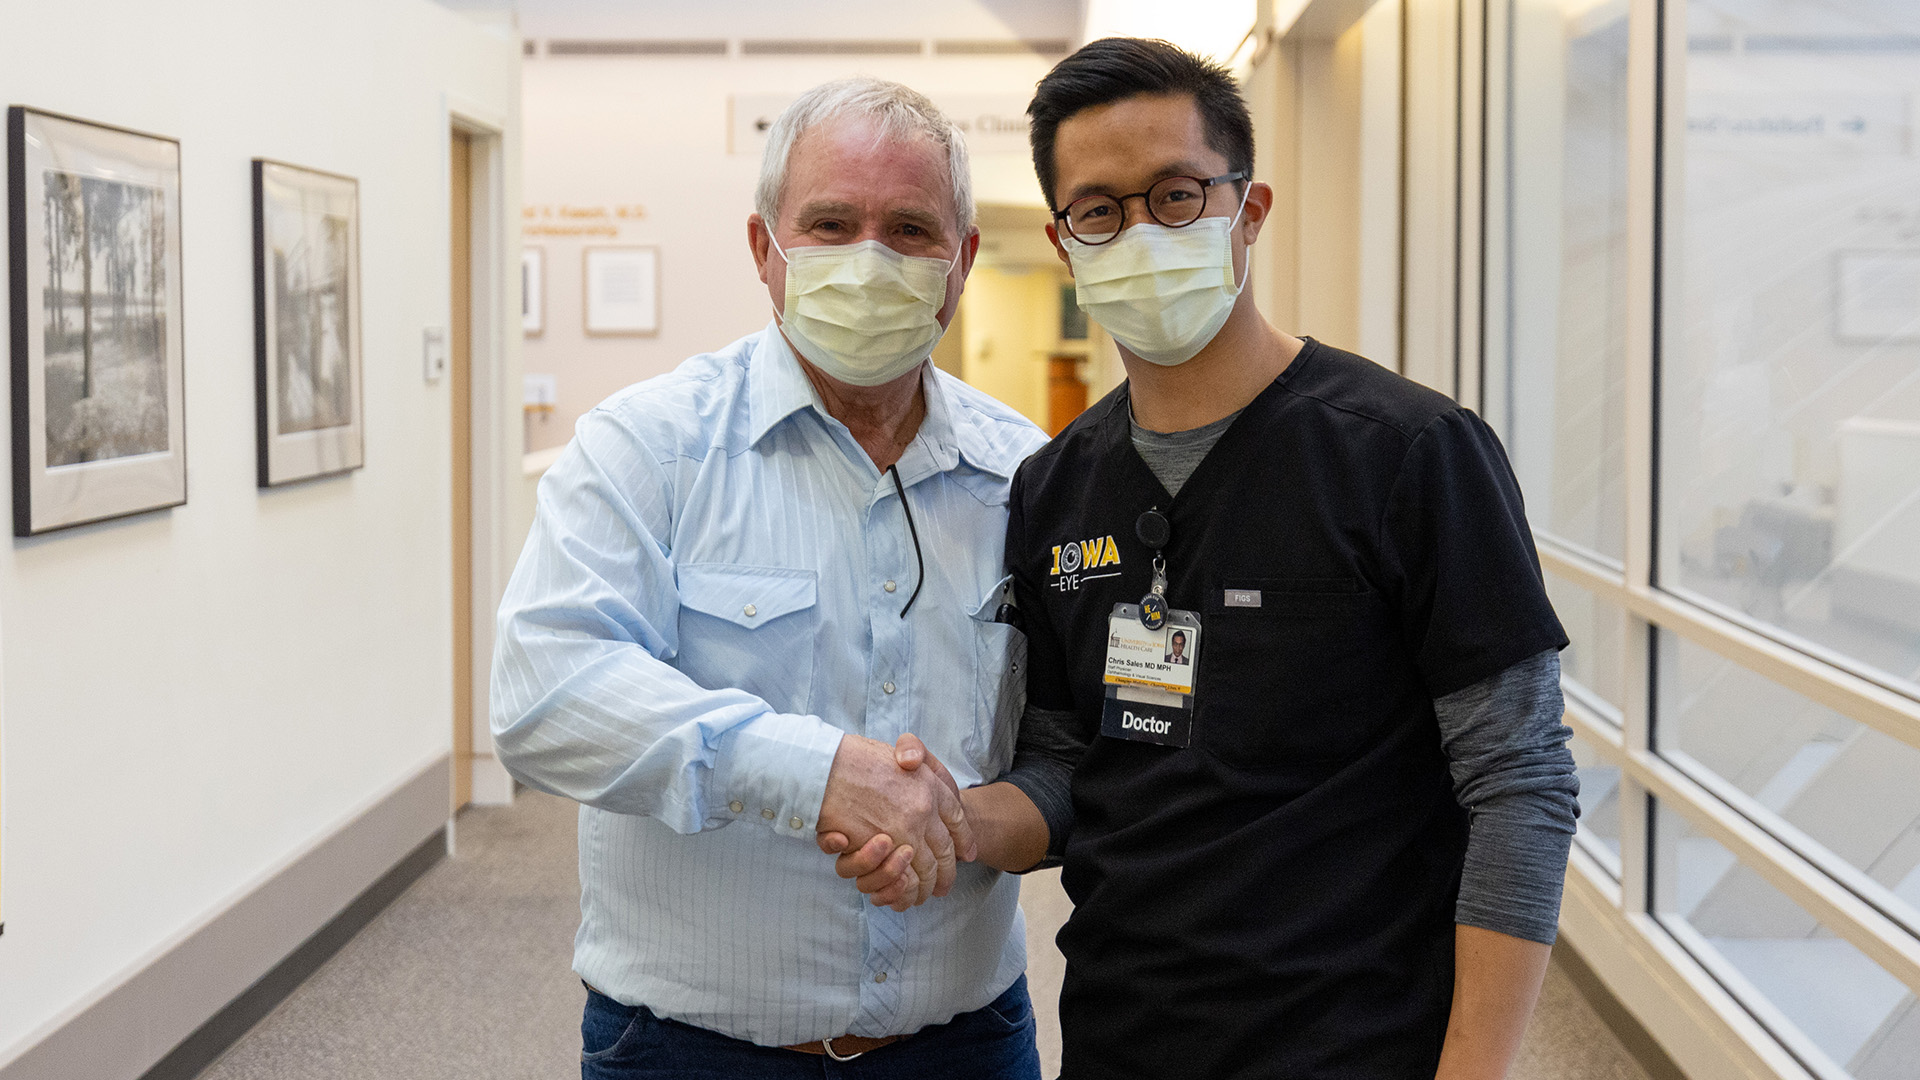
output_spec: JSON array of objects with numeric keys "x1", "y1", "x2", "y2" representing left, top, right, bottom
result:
[{"x1": 491, "y1": 78, "x2": 1047, "y2": 1079}]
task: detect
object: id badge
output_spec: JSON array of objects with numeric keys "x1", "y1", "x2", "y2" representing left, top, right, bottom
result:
[{"x1": 1100, "y1": 604, "x2": 1201, "y2": 748}]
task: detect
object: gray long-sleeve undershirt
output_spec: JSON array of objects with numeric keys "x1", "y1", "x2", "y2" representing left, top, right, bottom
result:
[
  {"x1": 1437, "y1": 651, "x2": 1580, "y2": 942},
  {"x1": 998, "y1": 413, "x2": 1582, "y2": 945}
]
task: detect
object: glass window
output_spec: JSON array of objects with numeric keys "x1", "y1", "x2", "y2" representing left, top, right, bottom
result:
[
  {"x1": 1660, "y1": 0, "x2": 1920, "y2": 693},
  {"x1": 1569, "y1": 732, "x2": 1623, "y2": 877},
  {"x1": 1545, "y1": 572, "x2": 1629, "y2": 716},
  {"x1": 1654, "y1": 631, "x2": 1920, "y2": 935},
  {"x1": 1500, "y1": 0, "x2": 1630, "y2": 562},
  {"x1": 1654, "y1": 800, "x2": 1918, "y2": 1077}
]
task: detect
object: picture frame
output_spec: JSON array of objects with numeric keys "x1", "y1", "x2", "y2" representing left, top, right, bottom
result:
[
  {"x1": 252, "y1": 159, "x2": 363, "y2": 486},
  {"x1": 522, "y1": 246, "x2": 545, "y2": 336},
  {"x1": 583, "y1": 245, "x2": 659, "y2": 336},
  {"x1": 8, "y1": 107, "x2": 188, "y2": 535}
]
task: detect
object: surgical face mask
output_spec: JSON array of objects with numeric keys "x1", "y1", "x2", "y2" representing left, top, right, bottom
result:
[
  {"x1": 1062, "y1": 185, "x2": 1250, "y2": 367},
  {"x1": 768, "y1": 235, "x2": 959, "y2": 387}
]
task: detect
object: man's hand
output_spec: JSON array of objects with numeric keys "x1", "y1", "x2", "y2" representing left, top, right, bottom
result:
[
  {"x1": 822, "y1": 735, "x2": 986, "y2": 908},
  {"x1": 816, "y1": 733, "x2": 976, "y2": 910}
]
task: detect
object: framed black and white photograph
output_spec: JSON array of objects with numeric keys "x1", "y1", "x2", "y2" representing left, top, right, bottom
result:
[
  {"x1": 252, "y1": 159, "x2": 362, "y2": 486},
  {"x1": 8, "y1": 107, "x2": 187, "y2": 535},
  {"x1": 522, "y1": 246, "x2": 544, "y2": 336},
  {"x1": 583, "y1": 245, "x2": 659, "y2": 336}
]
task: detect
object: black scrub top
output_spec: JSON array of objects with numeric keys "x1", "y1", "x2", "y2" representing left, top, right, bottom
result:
[{"x1": 1006, "y1": 339, "x2": 1567, "y2": 1080}]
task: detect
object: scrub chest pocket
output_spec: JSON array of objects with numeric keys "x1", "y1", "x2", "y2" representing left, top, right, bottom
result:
[
  {"x1": 1199, "y1": 576, "x2": 1400, "y2": 769},
  {"x1": 674, "y1": 563, "x2": 820, "y2": 716}
]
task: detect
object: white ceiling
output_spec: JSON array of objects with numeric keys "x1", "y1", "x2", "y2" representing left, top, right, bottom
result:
[{"x1": 434, "y1": 0, "x2": 1082, "y2": 44}]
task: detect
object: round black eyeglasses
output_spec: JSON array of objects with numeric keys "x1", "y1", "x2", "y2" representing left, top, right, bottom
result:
[{"x1": 1052, "y1": 172, "x2": 1248, "y2": 245}]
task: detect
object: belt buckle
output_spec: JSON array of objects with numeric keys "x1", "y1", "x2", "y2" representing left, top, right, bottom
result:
[{"x1": 820, "y1": 1036, "x2": 865, "y2": 1063}]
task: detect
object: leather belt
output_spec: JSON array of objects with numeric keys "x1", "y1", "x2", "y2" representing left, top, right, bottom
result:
[
  {"x1": 783, "y1": 1034, "x2": 904, "y2": 1061},
  {"x1": 586, "y1": 982, "x2": 903, "y2": 1063}
]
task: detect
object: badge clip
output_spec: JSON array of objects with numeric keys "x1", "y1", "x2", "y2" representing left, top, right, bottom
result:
[{"x1": 1140, "y1": 555, "x2": 1169, "y2": 630}]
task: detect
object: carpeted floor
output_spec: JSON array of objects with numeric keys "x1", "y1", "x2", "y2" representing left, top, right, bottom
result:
[{"x1": 197, "y1": 790, "x2": 1659, "y2": 1080}]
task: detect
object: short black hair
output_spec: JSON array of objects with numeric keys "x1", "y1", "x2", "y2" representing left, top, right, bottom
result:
[
  {"x1": 1171, "y1": 630, "x2": 1188, "y2": 644},
  {"x1": 1027, "y1": 37, "x2": 1254, "y2": 210}
]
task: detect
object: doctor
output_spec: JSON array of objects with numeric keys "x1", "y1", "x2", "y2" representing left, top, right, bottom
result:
[{"x1": 850, "y1": 38, "x2": 1581, "y2": 1080}]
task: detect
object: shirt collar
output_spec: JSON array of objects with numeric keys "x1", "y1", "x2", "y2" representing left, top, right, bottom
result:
[
  {"x1": 745, "y1": 322, "x2": 822, "y2": 448},
  {"x1": 744, "y1": 322, "x2": 1017, "y2": 482},
  {"x1": 920, "y1": 365, "x2": 1022, "y2": 481}
]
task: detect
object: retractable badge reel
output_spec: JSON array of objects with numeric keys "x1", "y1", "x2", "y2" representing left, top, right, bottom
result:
[
  {"x1": 1099, "y1": 508, "x2": 1202, "y2": 748},
  {"x1": 1137, "y1": 509, "x2": 1171, "y2": 630}
]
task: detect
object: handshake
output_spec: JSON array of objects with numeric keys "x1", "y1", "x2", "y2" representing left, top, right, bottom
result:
[{"x1": 814, "y1": 732, "x2": 980, "y2": 912}]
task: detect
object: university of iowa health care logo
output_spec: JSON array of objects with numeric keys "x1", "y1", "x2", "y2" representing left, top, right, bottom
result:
[{"x1": 1048, "y1": 535, "x2": 1123, "y2": 591}]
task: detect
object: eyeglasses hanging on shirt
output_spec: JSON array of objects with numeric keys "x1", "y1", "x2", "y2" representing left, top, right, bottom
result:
[{"x1": 888, "y1": 465, "x2": 924, "y2": 618}]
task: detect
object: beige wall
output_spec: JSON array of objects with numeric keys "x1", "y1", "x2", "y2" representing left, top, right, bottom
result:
[{"x1": 0, "y1": 0, "x2": 520, "y2": 1063}]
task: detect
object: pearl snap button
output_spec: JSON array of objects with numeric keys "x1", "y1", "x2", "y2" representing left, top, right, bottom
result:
[
  {"x1": 884, "y1": 580, "x2": 897, "y2": 593},
  {"x1": 873, "y1": 972, "x2": 888, "y2": 984},
  {"x1": 760, "y1": 808, "x2": 775, "y2": 820},
  {"x1": 789, "y1": 816, "x2": 804, "y2": 829},
  {"x1": 729, "y1": 800, "x2": 744, "y2": 814},
  {"x1": 743, "y1": 604, "x2": 757, "y2": 617},
  {"x1": 882, "y1": 682, "x2": 895, "y2": 694}
]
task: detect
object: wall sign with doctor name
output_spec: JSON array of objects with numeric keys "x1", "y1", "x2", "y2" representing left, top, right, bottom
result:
[{"x1": 729, "y1": 93, "x2": 1033, "y2": 156}]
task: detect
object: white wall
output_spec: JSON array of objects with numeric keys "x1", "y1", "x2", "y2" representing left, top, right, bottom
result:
[
  {"x1": 518, "y1": 11, "x2": 1061, "y2": 451},
  {"x1": 0, "y1": 0, "x2": 520, "y2": 1064},
  {"x1": 1242, "y1": 0, "x2": 1402, "y2": 365}
]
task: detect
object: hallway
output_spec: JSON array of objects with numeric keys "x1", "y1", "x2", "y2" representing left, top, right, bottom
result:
[{"x1": 198, "y1": 791, "x2": 1656, "y2": 1079}]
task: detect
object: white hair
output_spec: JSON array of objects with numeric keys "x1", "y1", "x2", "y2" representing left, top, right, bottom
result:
[{"x1": 755, "y1": 77, "x2": 975, "y2": 235}]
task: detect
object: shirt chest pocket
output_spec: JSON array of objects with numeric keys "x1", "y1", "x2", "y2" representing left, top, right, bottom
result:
[
  {"x1": 675, "y1": 563, "x2": 820, "y2": 715},
  {"x1": 965, "y1": 574, "x2": 1025, "y2": 780},
  {"x1": 1199, "y1": 576, "x2": 1397, "y2": 768}
]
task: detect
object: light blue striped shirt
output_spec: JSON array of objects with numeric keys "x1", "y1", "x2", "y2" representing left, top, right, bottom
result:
[{"x1": 491, "y1": 323, "x2": 1048, "y2": 1046}]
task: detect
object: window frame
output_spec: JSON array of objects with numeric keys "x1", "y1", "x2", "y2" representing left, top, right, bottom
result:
[{"x1": 1468, "y1": 0, "x2": 1920, "y2": 1074}]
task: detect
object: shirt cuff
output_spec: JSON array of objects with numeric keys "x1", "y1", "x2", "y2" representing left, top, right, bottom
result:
[{"x1": 710, "y1": 713, "x2": 845, "y2": 840}]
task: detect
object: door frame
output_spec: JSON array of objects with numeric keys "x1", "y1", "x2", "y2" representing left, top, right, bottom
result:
[{"x1": 446, "y1": 94, "x2": 515, "y2": 812}]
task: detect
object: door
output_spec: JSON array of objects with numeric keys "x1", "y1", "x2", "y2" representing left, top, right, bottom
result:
[{"x1": 1046, "y1": 354, "x2": 1087, "y2": 436}]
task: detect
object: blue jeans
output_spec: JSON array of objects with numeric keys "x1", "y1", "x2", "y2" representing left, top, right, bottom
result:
[{"x1": 581, "y1": 975, "x2": 1041, "y2": 1080}]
